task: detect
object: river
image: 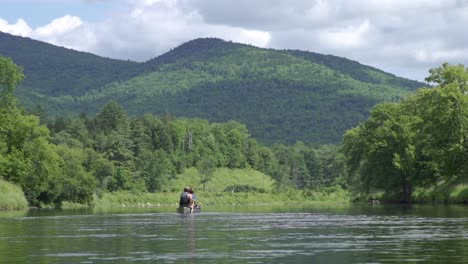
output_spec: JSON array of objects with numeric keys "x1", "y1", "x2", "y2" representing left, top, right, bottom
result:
[{"x1": 1, "y1": 204, "x2": 468, "y2": 263}]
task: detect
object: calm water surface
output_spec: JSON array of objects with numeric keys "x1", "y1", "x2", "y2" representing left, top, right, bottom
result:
[{"x1": 1, "y1": 204, "x2": 468, "y2": 263}]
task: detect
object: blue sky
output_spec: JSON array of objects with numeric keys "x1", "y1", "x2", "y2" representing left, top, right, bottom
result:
[
  {"x1": 1, "y1": 1, "x2": 115, "y2": 27},
  {"x1": 1, "y1": 0, "x2": 468, "y2": 82}
]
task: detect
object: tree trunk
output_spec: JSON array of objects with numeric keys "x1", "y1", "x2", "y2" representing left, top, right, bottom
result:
[{"x1": 401, "y1": 182, "x2": 412, "y2": 203}]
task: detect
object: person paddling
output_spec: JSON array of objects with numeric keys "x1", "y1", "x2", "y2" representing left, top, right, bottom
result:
[
  {"x1": 188, "y1": 187, "x2": 196, "y2": 213},
  {"x1": 179, "y1": 186, "x2": 193, "y2": 208}
]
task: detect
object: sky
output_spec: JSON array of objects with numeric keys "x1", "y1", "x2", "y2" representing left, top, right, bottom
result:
[{"x1": 1, "y1": 0, "x2": 468, "y2": 81}]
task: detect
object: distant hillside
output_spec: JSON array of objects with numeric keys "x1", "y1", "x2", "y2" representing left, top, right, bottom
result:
[
  {"x1": 0, "y1": 32, "x2": 143, "y2": 96},
  {"x1": 0, "y1": 33, "x2": 425, "y2": 144}
]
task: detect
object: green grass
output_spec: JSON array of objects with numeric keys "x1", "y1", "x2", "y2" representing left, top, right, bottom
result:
[
  {"x1": 413, "y1": 179, "x2": 468, "y2": 204},
  {"x1": 92, "y1": 189, "x2": 351, "y2": 208},
  {"x1": 0, "y1": 179, "x2": 28, "y2": 210},
  {"x1": 94, "y1": 191, "x2": 180, "y2": 208},
  {"x1": 165, "y1": 167, "x2": 275, "y2": 193}
]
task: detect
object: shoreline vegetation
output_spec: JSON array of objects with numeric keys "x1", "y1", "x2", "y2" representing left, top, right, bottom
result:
[
  {"x1": 4, "y1": 180, "x2": 468, "y2": 211},
  {"x1": 62, "y1": 181, "x2": 468, "y2": 209},
  {"x1": 91, "y1": 187, "x2": 351, "y2": 209},
  {"x1": 1, "y1": 167, "x2": 351, "y2": 210},
  {"x1": 2, "y1": 163, "x2": 468, "y2": 210},
  {"x1": 0, "y1": 179, "x2": 28, "y2": 210}
]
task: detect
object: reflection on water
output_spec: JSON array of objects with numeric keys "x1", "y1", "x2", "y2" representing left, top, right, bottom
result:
[{"x1": 1, "y1": 204, "x2": 468, "y2": 263}]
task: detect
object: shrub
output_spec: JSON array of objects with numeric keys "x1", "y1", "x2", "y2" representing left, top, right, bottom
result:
[{"x1": 0, "y1": 179, "x2": 28, "y2": 210}]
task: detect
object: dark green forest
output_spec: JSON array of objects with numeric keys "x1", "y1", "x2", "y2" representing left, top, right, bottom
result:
[
  {"x1": 0, "y1": 56, "x2": 345, "y2": 207},
  {"x1": 0, "y1": 32, "x2": 143, "y2": 96},
  {"x1": 0, "y1": 32, "x2": 424, "y2": 145}
]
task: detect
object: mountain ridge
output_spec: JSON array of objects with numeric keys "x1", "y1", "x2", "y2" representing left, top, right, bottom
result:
[
  {"x1": 0, "y1": 31, "x2": 142, "y2": 96},
  {"x1": 0, "y1": 32, "x2": 426, "y2": 144}
]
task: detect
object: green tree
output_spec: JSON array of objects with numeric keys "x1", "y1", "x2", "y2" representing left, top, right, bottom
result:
[
  {"x1": 290, "y1": 142, "x2": 311, "y2": 189},
  {"x1": 343, "y1": 63, "x2": 468, "y2": 202},
  {"x1": 65, "y1": 117, "x2": 92, "y2": 147},
  {"x1": 407, "y1": 81, "x2": 468, "y2": 179},
  {"x1": 82, "y1": 148, "x2": 114, "y2": 191},
  {"x1": 143, "y1": 114, "x2": 174, "y2": 152},
  {"x1": 303, "y1": 147, "x2": 320, "y2": 188},
  {"x1": 244, "y1": 138, "x2": 261, "y2": 169},
  {"x1": 425, "y1": 63, "x2": 468, "y2": 91},
  {"x1": 0, "y1": 56, "x2": 24, "y2": 95},
  {"x1": 0, "y1": 56, "x2": 63, "y2": 206},
  {"x1": 55, "y1": 145, "x2": 95, "y2": 206},
  {"x1": 0, "y1": 107, "x2": 64, "y2": 206},
  {"x1": 271, "y1": 144, "x2": 294, "y2": 189},
  {"x1": 94, "y1": 101, "x2": 129, "y2": 134},
  {"x1": 316, "y1": 145, "x2": 346, "y2": 188},
  {"x1": 343, "y1": 103, "x2": 421, "y2": 201},
  {"x1": 198, "y1": 156, "x2": 216, "y2": 191},
  {"x1": 140, "y1": 150, "x2": 173, "y2": 192}
]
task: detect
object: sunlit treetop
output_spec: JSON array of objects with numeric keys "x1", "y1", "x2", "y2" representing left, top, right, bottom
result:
[
  {"x1": 0, "y1": 55, "x2": 24, "y2": 95},
  {"x1": 425, "y1": 62, "x2": 468, "y2": 92}
]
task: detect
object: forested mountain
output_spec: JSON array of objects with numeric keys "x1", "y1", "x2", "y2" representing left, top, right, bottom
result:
[
  {"x1": 0, "y1": 32, "x2": 425, "y2": 144},
  {"x1": 0, "y1": 32, "x2": 144, "y2": 96}
]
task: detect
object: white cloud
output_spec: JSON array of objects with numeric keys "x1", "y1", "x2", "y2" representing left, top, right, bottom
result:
[
  {"x1": 415, "y1": 48, "x2": 468, "y2": 63},
  {"x1": 0, "y1": 18, "x2": 32, "y2": 36},
  {"x1": 319, "y1": 19, "x2": 371, "y2": 48},
  {"x1": 72, "y1": 0, "x2": 271, "y2": 61},
  {"x1": 30, "y1": 15, "x2": 83, "y2": 45},
  {"x1": 34, "y1": 15, "x2": 83, "y2": 37},
  {"x1": 305, "y1": 0, "x2": 331, "y2": 22}
]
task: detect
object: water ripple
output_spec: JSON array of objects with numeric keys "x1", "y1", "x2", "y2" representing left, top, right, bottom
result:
[{"x1": 2, "y1": 207, "x2": 468, "y2": 263}]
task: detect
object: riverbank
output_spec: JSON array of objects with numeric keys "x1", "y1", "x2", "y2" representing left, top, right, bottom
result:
[
  {"x1": 351, "y1": 179, "x2": 468, "y2": 204},
  {"x1": 413, "y1": 179, "x2": 468, "y2": 204},
  {"x1": 4, "y1": 179, "x2": 468, "y2": 210},
  {"x1": 57, "y1": 182, "x2": 468, "y2": 209}
]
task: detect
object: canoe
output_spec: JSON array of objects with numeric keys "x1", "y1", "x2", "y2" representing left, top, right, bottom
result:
[{"x1": 177, "y1": 206, "x2": 201, "y2": 214}]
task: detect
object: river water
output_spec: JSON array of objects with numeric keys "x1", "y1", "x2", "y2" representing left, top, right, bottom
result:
[{"x1": 1, "y1": 204, "x2": 468, "y2": 263}]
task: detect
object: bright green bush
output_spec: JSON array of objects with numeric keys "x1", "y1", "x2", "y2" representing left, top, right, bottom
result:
[{"x1": 0, "y1": 179, "x2": 28, "y2": 210}]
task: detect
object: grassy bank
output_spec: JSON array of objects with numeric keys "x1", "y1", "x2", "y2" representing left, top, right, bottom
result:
[
  {"x1": 349, "y1": 178, "x2": 468, "y2": 204},
  {"x1": 0, "y1": 179, "x2": 28, "y2": 210},
  {"x1": 414, "y1": 179, "x2": 468, "y2": 204},
  {"x1": 162, "y1": 167, "x2": 276, "y2": 193},
  {"x1": 90, "y1": 179, "x2": 468, "y2": 208}
]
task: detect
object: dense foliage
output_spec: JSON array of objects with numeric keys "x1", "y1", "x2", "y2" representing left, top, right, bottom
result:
[
  {"x1": 0, "y1": 33, "x2": 424, "y2": 144},
  {"x1": 0, "y1": 56, "x2": 345, "y2": 207},
  {"x1": 342, "y1": 63, "x2": 468, "y2": 202},
  {"x1": 0, "y1": 32, "x2": 142, "y2": 96},
  {"x1": 45, "y1": 104, "x2": 346, "y2": 198},
  {"x1": 0, "y1": 179, "x2": 28, "y2": 210}
]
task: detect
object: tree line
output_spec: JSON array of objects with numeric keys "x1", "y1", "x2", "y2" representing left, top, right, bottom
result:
[{"x1": 0, "y1": 56, "x2": 345, "y2": 207}]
